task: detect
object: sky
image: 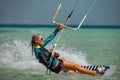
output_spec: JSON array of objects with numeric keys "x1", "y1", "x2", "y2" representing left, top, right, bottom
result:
[{"x1": 0, "y1": 0, "x2": 120, "y2": 26}]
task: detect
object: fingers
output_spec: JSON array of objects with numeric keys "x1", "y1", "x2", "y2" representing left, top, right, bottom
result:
[
  {"x1": 58, "y1": 24, "x2": 64, "y2": 30},
  {"x1": 50, "y1": 48, "x2": 55, "y2": 55},
  {"x1": 50, "y1": 48, "x2": 54, "y2": 52}
]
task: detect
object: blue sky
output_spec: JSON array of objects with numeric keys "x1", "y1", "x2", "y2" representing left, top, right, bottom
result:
[{"x1": 0, "y1": 0, "x2": 120, "y2": 26}]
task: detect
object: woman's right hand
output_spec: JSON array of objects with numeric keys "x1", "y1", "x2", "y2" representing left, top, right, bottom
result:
[{"x1": 58, "y1": 24, "x2": 64, "y2": 30}]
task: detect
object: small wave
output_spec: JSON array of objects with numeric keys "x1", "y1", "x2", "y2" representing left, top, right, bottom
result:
[{"x1": 0, "y1": 39, "x2": 89, "y2": 70}]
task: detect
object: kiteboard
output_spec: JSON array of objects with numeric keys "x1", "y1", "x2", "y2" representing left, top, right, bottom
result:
[{"x1": 61, "y1": 65, "x2": 116, "y2": 76}]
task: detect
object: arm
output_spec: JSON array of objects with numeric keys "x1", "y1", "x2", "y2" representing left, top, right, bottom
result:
[
  {"x1": 42, "y1": 24, "x2": 64, "y2": 47},
  {"x1": 38, "y1": 52, "x2": 55, "y2": 69},
  {"x1": 38, "y1": 53, "x2": 50, "y2": 68},
  {"x1": 34, "y1": 48, "x2": 50, "y2": 67},
  {"x1": 42, "y1": 28, "x2": 59, "y2": 47}
]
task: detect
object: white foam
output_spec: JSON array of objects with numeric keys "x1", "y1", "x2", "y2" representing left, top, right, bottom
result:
[
  {"x1": 0, "y1": 39, "x2": 89, "y2": 70},
  {"x1": 104, "y1": 65, "x2": 117, "y2": 76}
]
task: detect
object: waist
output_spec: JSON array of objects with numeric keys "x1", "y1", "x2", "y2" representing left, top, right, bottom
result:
[{"x1": 51, "y1": 61, "x2": 59, "y2": 69}]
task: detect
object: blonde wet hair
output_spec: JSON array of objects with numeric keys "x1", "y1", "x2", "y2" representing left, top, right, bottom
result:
[{"x1": 29, "y1": 33, "x2": 42, "y2": 55}]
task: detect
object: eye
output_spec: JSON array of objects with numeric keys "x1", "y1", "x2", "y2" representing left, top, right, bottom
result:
[{"x1": 41, "y1": 38, "x2": 43, "y2": 40}]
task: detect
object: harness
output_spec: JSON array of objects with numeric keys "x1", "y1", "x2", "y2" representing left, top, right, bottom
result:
[{"x1": 34, "y1": 46, "x2": 58, "y2": 69}]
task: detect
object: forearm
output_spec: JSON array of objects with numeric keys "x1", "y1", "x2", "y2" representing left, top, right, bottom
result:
[
  {"x1": 43, "y1": 28, "x2": 60, "y2": 47},
  {"x1": 54, "y1": 28, "x2": 60, "y2": 35}
]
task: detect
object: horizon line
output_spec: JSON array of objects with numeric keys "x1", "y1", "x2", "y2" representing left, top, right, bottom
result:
[{"x1": 0, "y1": 24, "x2": 120, "y2": 29}]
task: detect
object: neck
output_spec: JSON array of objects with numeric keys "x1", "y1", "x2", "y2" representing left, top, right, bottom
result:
[
  {"x1": 34, "y1": 44, "x2": 41, "y2": 47},
  {"x1": 34, "y1": 44, "x2": 41, "y2": 48}
]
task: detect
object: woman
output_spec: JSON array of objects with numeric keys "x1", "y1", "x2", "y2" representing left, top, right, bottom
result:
[{"x1": 30, "y1": 24, "x2": 103, "y2": 75}]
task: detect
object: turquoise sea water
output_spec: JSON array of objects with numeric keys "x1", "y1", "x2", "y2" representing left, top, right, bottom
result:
[{"x1": 0, "y1": 25, "x2": 120, "y2": 80}]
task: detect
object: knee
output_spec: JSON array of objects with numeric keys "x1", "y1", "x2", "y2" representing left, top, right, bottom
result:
[{"x1": 74, "y1": 64, "x2": 81, "y2": 68}]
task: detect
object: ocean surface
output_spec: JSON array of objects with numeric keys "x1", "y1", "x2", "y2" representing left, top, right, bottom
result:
[{"x1": 0, "y1": 25, "x2": 120, "y2": 80}]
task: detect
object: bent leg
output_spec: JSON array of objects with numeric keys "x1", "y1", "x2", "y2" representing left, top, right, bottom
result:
[{"x1": 61, "y1": 60, "x2": 97, "y2": 75}]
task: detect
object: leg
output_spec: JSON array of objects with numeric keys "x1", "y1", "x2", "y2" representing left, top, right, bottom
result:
[{"x1": 60, "y1": 59, "x2": 98, "y2": 75}]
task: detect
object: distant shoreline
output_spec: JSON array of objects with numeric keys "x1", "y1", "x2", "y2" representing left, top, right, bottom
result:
[{"x1": 0, "y1": 24, "x2": 120, "y2": 29}]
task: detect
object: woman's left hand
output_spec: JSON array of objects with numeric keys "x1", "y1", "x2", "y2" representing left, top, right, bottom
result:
[
  {"x1": 50, "y1": 48, "x2": 55, "y2": 55},
  {"x1": 58, "y1": 24, "x2": 64, "y2": 30}
]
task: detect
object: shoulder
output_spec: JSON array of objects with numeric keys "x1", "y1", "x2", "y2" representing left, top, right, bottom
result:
[{"x1": 34, "y1": 48, "x2": 41, "y2": 54}]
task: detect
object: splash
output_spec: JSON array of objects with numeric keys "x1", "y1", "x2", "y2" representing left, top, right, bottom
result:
[
  {"x1": 0, "y1": 39, "x2": 89, "y2": 70},
  {"x1": 55, "y1": 48, "x2": 89, "y2": 65},
  {"x1": 0, "y1": 40, "x2": 42, "y2": 69}
]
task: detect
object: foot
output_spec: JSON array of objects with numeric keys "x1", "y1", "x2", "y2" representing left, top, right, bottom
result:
[{"x1": 97, "y1": 66, "x2": 110, "y2": 75}]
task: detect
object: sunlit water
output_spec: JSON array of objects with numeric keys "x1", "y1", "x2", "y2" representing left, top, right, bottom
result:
[{"x1": 0, "y1": 26, "x2": 120, "y2": 80}]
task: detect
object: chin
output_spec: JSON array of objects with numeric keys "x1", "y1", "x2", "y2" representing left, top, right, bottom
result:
[{"x1": 40, "y1": 44, "x2": 42, "y2": 46}]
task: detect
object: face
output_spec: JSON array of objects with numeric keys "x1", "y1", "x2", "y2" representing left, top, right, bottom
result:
[{"x1": 34, "y1": 35, "x2": 43, "y2": 46}]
